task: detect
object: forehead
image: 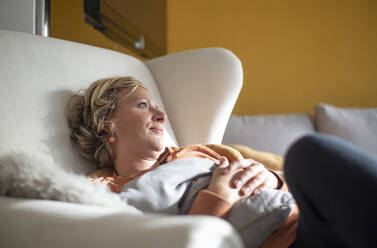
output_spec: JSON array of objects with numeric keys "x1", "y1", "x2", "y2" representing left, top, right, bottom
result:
[{"x1": 119, "y1": 86, "x2": 153, "y2": 102}]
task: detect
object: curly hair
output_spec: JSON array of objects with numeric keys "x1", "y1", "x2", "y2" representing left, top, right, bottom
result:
[{"x1": 66, "y1": 76, "x2": 146, "y2": 169}]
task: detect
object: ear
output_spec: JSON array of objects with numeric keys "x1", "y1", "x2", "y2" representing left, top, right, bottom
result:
[{"x1": 103, "y1": 120, "x2": 115, "y2": 134}]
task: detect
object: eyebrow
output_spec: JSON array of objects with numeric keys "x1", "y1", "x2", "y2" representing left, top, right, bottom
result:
[
  {"x1": 134, "y1": 97, "x2": 150, "y2": 102},
  {"x1": 135, "y1": 97, "x2": 159, "y2": 109}
]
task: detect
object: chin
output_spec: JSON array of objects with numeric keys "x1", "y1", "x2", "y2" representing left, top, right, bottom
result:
[
  {"x1": 149, "y1": 139, "x2": 165, "y2": 152},
  {"x1": 155, "y1": 142, "x2": 166, "y2": 152}
]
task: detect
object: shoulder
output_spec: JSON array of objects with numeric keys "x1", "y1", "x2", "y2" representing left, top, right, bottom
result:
[
  {"x1": 87, "y1": 168, "x2": 114, "y2": 181},
  {"x1": 164, "y1": 144, "x2": 222, "y2": 163},
  {"x1": 168, "y1": 144, "x2": 219, "y2": 154}
]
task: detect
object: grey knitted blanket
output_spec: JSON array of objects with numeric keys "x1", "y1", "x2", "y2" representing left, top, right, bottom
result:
[{"x1": 120, "y1": 158, "x2": 295, "y2": 247}]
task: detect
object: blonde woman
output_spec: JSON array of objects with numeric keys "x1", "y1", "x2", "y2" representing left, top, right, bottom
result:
[{"x1": 67, "y1": 76, "x2": 377, "y2": 248}]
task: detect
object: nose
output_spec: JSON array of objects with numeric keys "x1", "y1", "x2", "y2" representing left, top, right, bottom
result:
[{"x1": 152, "y1": 107, "x2": 166, "y2": 123}]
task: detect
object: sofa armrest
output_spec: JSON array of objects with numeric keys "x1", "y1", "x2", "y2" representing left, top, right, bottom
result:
[
  {"x1": 146, "y1": 48, "x2": 243, "y2": 146},
  {"x1": 0, "y1": 196, "x2": 243, "y2": 248}
]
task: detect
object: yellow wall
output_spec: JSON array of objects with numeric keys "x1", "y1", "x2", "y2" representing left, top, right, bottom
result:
[
  {"x1": 51, "y1": 0, "x2": 377, "y2": 115},
  {"x1": 168, "y1": 0, "x2": 377, "y2": 115},
  {"x1": 50, "y1": 0, "x2": 141, "y2": 60}
]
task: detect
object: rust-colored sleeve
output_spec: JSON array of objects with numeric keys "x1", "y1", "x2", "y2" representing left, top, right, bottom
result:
[
  {"x1": 187, "y1": 189, "x2": 233, "y2": 219},
  {"x1": 261, "y1": 205, "x2": 299, "y2": 248},
  {"x1": 260, "y1": 171, "x2": 299, "y2": 247},
  {"x1": 269, "y1": 170, "x2": 289, "y2": 192}
]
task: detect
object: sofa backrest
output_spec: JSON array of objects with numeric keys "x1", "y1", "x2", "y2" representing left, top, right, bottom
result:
[{"x1": 0, "y1": 30, "x2": 177, "y2": 174}]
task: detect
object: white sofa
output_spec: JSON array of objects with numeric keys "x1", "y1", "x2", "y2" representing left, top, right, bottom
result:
[{"x1": 0, "y1": 30, "x2": 244, "y2": 248}]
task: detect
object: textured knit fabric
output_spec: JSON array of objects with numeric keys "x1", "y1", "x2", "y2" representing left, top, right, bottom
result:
[
  {"x1": 109, "y1": 156, "x2": 294, "y2": 247},
  {"x1": 91, "y1": 144, "x2": 299, "y2": 247}
]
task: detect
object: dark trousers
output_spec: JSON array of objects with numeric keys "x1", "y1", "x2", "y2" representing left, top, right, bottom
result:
[{"x1": 284, "y1": 134, "x2": 377, "y2": 248}]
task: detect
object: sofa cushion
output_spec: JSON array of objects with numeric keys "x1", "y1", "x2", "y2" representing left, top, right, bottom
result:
[
  {"x1": 228, "y1": 144, "x2": 284, "y2": 171},
  {"x1": 0, "y1": 30, "x2": 177, "y2": 175},
  {"x1": 315, "y1": 103, "x2": 377, "y2": 156},
  {"x1": 222, "y1": 114, "x2": 315, "y2": 156}
]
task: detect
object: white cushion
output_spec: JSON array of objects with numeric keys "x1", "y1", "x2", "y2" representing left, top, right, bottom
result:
[
  {"x1": 222, "y1": 114, "x2": 315, "y2": 156},
  {"x1": 146, "y1": 48, "x2": 243, "y2": 146},
  {"x1": 0, "y1": 29, "x2": 177, "y2": 174},
  {"x1": 315, "y1": 103, "x2": 377, "y2": 156}
]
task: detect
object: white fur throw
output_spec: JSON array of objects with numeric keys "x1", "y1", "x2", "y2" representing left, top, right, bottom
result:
[{"x1": 0, "y1": 152, "x2": 141, "y2": 214}]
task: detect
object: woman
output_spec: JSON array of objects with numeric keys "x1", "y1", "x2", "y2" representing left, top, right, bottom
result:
[{"x1": 67, "y1": 76, "x2": 377, "y2": 247}]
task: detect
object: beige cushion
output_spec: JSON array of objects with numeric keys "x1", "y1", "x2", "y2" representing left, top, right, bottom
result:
[
  {"x1": 227, "y1": 144, "x2": 284, "y2": 171},
  {"x1": 315, "y1": 103, "x2": 377, "y2": 156},
  {"x1": 205, "y1": 144, "x2": 283, "y2": 171}
]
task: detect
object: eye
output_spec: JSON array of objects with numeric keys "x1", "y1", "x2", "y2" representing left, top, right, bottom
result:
[{"x1": 138, "y1": 102, "x2": 148, "y2": 108}]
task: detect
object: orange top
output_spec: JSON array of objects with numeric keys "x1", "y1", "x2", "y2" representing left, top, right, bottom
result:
[{"x1": 90, "y1": 144, "x2": 298, "y2": 248}]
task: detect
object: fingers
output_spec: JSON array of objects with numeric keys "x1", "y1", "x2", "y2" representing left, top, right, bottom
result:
[
  {"x1": 240, "y1": 169, "x2": 279, "y2": 196},
  {"x1": 223, "y1": 158, "x2": 258, "y2": 174},
  {"x1": 239, "y1": 170, "x2": 267, "y2": 195},
  {"x1": 217, "y1": 156, "x2": 229, "y2": 168},
  {"x1": 232, "y1": 163, "x2": 264, "y2": 188},
  {"x1": 254, "y1": 184, "x2": 266, "y2": 195}
]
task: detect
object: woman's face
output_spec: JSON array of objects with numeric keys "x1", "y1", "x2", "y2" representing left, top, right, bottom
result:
[{"x1": 110, "y1": 86, "x2": 166, "y2": 155}]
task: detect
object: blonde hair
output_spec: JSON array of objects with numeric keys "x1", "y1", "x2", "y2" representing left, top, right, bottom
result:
[{"x1": 66, "y1": 76, "x2": 146, "y2": 168}]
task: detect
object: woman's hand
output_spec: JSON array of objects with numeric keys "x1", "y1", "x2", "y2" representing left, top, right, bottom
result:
[
  {"x1": 207, "y1": 157, "x2": 279, "y2": 205},
  {"x1": 225, "y1": 157, "x2": 279, "y2": 196}
]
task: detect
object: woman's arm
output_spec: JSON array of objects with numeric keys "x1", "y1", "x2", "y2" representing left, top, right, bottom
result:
[{"x1": 188, "y1": 190, "x2": 233, "y2": 218}]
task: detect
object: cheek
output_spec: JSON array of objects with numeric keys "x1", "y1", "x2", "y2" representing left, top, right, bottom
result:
[{"x1": 115, "y1": 113, "x2": 149, "y2": 135}]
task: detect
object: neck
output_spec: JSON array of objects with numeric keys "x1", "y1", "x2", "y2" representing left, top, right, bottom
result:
[{"x1": 113, "y1": 147, "x2": 163, "y2": 178}]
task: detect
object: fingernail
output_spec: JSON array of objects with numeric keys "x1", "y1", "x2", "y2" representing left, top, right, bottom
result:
[
  {"x1": 243, "y1": 187, "x2": 251, "y2": 194},
  {"x1": 240, "y1": 160, "x2": 251, "y2": 166},
  {"x1": 234, "y1": 180, "x2": 241, "y2": 188},
  {"x1": 223, "y1": 167, "x2": 229, "y2": 174},
  {"x1": 222, "y1": 157, "x2": 229, "y2": 165}
]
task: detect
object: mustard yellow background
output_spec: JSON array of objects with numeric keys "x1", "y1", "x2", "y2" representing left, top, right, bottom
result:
[{"x1": 51, "y1": 0, "x2": 377, "y2": 115}]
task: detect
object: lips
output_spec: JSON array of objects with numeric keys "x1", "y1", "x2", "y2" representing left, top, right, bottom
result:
[{"x1": 149, "y1": 127, "x2": 164, "y2": 134}]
